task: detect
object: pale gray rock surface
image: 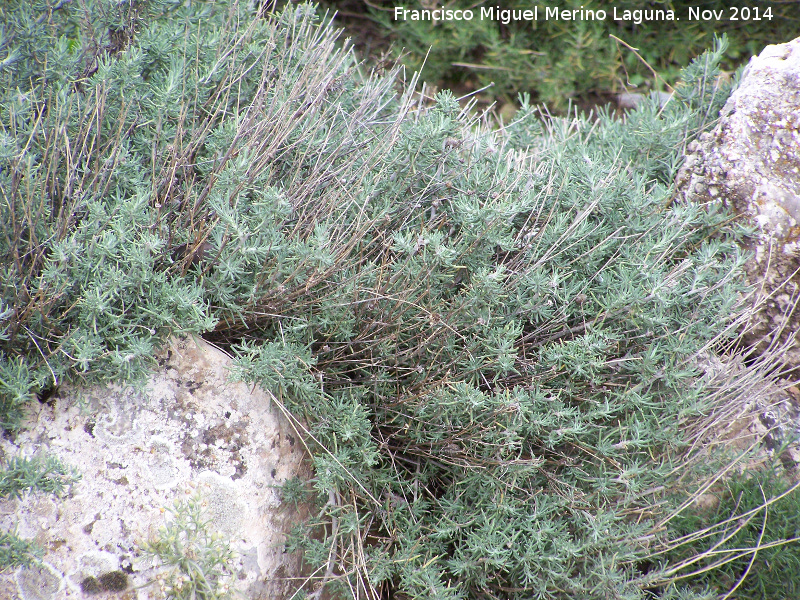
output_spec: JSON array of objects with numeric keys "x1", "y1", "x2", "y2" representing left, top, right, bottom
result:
[
  {"x1": 0, "y1": 336, "x2": 311, "y2": 600},
  {"x1": 675, "y1": 36, "x2": 800, "y2": 369}
]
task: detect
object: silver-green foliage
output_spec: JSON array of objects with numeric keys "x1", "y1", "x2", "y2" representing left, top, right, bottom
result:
[
  {"x1": 144, "y1": 494, "x2": 235, "y2": 600},
  {"x1": 0, "y1": 1, "x2": 779, "y2": 598},
  {"x1": 0, "y1": 454, "x2": 79, "y2": 500},
  {"x1": 0, "y1": 454, "x2": 79, "y2": 571},
  {"x1": 0, "y1": 0, "x2": 218, "y2": 428},
  {"x1": 221, "y1": 25, "x2": 752, "y2": 600}
]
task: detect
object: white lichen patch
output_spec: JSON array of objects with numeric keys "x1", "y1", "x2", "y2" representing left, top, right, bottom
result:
[{"x1": 0, "y1": 336, "x2": 311, "y2": 600}]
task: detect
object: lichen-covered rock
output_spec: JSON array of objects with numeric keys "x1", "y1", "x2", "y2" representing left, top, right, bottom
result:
[
  {"x1": 675, "y1": 37, "x2": 800, "y2": 368},
  {"x1": 0, "y1": 336, "x2": 311, "y2": 600}
]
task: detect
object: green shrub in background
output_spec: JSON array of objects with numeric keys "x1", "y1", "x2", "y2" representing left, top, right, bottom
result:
[
  {"x1": 2, "y1": 0, "x2": 799, "y2": 598},
  {"x1": 330, "y1": 0, "x2": 800, "y2": 110}
]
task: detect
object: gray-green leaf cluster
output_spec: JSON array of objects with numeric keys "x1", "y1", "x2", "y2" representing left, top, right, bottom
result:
[{"x1": 1, "y1": 1, "x2": 794, "y2": 598}]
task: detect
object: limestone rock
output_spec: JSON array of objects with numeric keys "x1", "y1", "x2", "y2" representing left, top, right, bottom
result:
[
  {"x1": 0, "y1": 336, "x2": 311, "y2": 600},
  {"x1": 675, "y1": 37, "x2": 800, "y2": 368},
  {"x1": 695, "y1": 351, "x2": 800, "y2": 486}
]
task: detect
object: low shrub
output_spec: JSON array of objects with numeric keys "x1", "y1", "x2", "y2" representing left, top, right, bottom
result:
[
  {"x1": 1, "y1": 1, "x2": 795, "y2": 597},
  {"x1": 144, "y1": 494, "x2": 236, "y2": 600},
  {"x1": 329, "y1": 0, "x2": 800, "y2": 110},
  {"x1": 228, "y1": 34, "x2": 759, "y2": 598},
  {"x1": 0, "y1": 0, "x2": 216, "y2": 429}
]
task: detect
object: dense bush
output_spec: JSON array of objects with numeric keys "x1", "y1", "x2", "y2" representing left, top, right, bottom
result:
[
  {"x1": 2, "y1": 1, "x2": 799, "y2": 598},
  {"x1": 330, "y1": 0, "x2": 800, "y2": 110},
  {"x1": 0, "y1": 0, "x2": 216, "y2": 429}
]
